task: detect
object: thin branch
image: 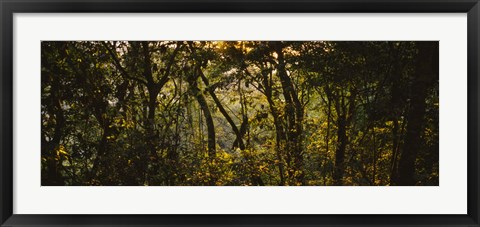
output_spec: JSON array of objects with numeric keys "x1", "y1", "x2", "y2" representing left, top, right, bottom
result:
[
  {"x1": 101, "y1": 42, "x2": 147, "y2": 85},
  {"x1": 157, "y1": 42, "x2": 181, "y2": 89}
]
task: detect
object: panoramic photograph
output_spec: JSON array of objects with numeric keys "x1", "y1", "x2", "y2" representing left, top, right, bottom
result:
[{"x1": 41, "y1": 41, "x2": 439, "y2": 186}]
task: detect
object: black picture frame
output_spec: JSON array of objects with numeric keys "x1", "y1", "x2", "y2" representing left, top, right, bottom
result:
[{"x1": 1, "y1": 0, "x2": 479, "y2": 226}]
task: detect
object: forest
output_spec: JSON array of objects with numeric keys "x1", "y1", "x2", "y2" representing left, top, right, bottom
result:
[{"x1": 41, "y1": 41, "x2": 439, "y2": 186}]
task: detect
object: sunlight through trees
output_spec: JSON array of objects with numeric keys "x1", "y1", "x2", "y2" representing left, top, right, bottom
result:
[{"x1": 41, "y1": 41, "x2": 439, "y2": 186}]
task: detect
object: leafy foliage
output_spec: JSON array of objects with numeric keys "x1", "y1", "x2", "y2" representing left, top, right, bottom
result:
[{"x1": 41, "y1": 41, "x2": 439, "y2": 186}]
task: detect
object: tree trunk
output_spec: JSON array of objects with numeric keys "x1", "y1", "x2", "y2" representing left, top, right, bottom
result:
[
  {"x1": 187, "y1": 70, "x2": 216, "y2": 160},
  {"x1": 199, "y1": 70, "x2": 245, "y2": 150},
  {"x1": 141, "y1": 42, "x2": 162, "y2": 185},
  {"x1": 188, "y1": 73, "x2": 216, "y2": 186},
  {"x1": 333, "y1": 112, "x2": 347, "y2": 186},
  {"x1": 396, "y1": 42, "x2": 438, "y2": 186},
  {"x1": 274, "y1": 41, "x2": 305, "y2": 185},
  {"x1": 390, "y1": 118, "x2": 400, "y2": 184},
  {"x1": 323, "y1": 93, "x2": 331, "y2": 185},
  {"x1": 389, "y1": 44, "x2": 404, "y2": 185},
  {"x1": 260, "y1": 69, "x2": 286, "y2": 186}
]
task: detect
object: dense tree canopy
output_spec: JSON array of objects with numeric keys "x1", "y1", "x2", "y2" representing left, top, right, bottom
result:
[{"x1": 41, "y1": 41, "x2": 439, "y2": 186}]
